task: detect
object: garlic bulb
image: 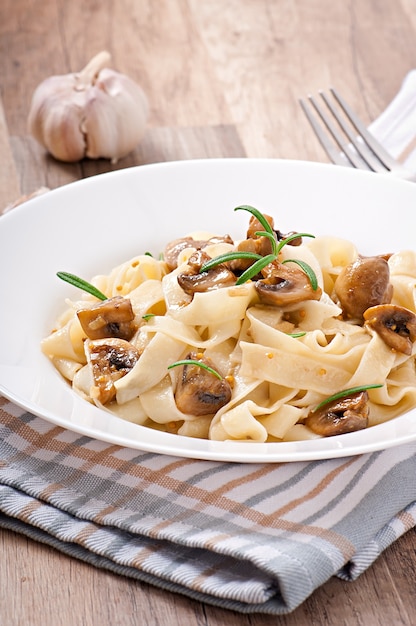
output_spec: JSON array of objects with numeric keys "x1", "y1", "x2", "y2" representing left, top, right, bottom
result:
[{"x1": 28, "y1": 51, "x2": 148, "y2": 163}]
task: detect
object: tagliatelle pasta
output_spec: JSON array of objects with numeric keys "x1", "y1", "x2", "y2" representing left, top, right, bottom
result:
[{"x1": 41, "y1": 207, "x2": 416, "y2": 442}]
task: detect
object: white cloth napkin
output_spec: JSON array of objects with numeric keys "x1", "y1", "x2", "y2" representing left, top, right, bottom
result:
[{"x1": 369, "y1": 70, "x2": 416, "y2": 170}]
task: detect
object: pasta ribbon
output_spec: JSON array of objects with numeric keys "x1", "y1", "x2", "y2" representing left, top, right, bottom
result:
[{"x1": 43, "y1": 228, "x2": 416, "y2": 443}]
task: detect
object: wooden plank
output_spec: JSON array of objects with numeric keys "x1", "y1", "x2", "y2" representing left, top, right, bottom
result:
[
  {"x1": 0, "y1": 98, "x2": 20, "y2": 209},
  {"x1": 1, "y1": 527, "x2": 415, "y2": 626}
]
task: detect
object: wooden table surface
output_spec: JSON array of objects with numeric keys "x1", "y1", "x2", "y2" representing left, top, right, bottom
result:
[{"x1": 1, "y1": 1, "x2": 416, "y2": 624}]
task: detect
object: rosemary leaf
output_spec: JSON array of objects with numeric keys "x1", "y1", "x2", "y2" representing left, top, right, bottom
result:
[
  {"x1": 276, "y1": 232, "x2": 315, "y2": 255},
  {"x1": 282, "y1": 258, "x2": 319, "y2": 290},
  {"x1": 234, "y1": 205, "x2": 275, "y2": 236},
  {"x1": 168, "y1": 359, "x2": 223, "y2": 380},
  {"x1": 200, "y1": 251, "x2": 263, "y2": 273},
  {"x1": 57, "y1": 272, "x2": 107, "y2": 301},
  {"x1": 312, "y1": 384, "x2": 383, "y2": 413},
  {"x1": 254, "y1": 230, "x2": 278, "y2": 256},
  {"x1": 235, "y1": 253, "x2": 276, "y2": 285}
]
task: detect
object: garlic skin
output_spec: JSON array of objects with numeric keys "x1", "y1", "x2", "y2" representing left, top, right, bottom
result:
[{"x1": 28, "y1": 51, "x2": 148, "y2": 163}]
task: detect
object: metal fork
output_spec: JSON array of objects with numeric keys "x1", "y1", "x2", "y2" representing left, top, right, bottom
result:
[{"x1": 299, "y1": 88, "x2": 416, "y2": 182}]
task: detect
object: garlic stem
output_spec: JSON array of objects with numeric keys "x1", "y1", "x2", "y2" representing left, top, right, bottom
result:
[{"x1": 75, "y1": 51, "x2": 112, "y2": 91}]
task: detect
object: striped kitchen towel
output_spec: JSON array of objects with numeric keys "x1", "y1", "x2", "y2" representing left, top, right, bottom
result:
[{"x1": 0, "y1": 398, "x2": 415, "y2": 615}]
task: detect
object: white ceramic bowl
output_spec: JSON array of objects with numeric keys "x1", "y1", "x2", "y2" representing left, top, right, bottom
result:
[{"x1": 1, "y1": 158, "x2": 416, "y2": 462}]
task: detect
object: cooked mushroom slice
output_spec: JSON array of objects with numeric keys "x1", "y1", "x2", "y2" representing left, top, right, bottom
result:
[
  {"x1": 164, "y1": 235, "x2": 233, "y2": 271},
  {"x1": 255, "y1": 261, "x2": 322, "y2": 306},
  {"x1": 246, "y1": 212, "x2": 275, "y2": 238},
  {"x1": 77, "y1": 296, "x2": 137, "y2": 341},
  {"x1": 87, "y1": 338, "x2": 140, "y2": 404},
  {"x1": 334, "y1": 255, "x2": 392, "y2": 321},
  {"x1": 177, "y1": 250, "x2": 236, "y2": 295},
  {"x1": 364, "y1": 304, "x2": 416, "y2": 355},
  {"x1": 174, "y1": 353, "x2": 232, "y2": 416},
  {"x1": 305, "y1": 391, "x2": 369, "y2": 437}
]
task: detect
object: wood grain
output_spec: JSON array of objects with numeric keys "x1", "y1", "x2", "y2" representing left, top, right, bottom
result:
[
  {"x1": 1, "y1": 0, "x2": 416, "y2": 624},
  {"x1": 0, "y1": 100, "x2": 20, "y2": 207}
]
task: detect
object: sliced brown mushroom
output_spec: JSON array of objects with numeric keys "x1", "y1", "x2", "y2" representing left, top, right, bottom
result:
[
  {"x1": 164, "y1": 234, "x2": 234, "y2": 271},
  {"x1": 333, "y1": 255, "x2": 393, "y2": 321},
  {"x1": 305, "y1": 391, "x2": 369, "y2": 437},
  {"x1": 246, "y1": 212, "x2": 275, "y2": 238},
  {"x1": 255, "y1": 260, "x2": 322, "y2": 306},
  {"x1": 363, "y1": 304, "x2": 416, "y2": 355},
  {"x1": 77, "y1": 296, "x2": 137, "y2": 341},
  {"x1": 174, "y1": 352, "x2": 232, "y2": 416},
  {"x1": 177, "y1": 250, "x2": 236, "y2": 295},
  {"x1": 86, "y1": 338, "x2": 140, "y2": 404}
]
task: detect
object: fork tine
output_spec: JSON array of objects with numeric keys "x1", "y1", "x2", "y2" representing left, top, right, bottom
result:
[
  {"x1": 300, "y1": 88, "x2": 416, "y2": 181},
  {"x1": 319, "y1": 90, "x2": 387, "y2": 173},
  {"x1": 299, "y1": 98, "x2": 351, "y2": 167},
  {"x1": 329, "y1": 88, "x2": 402, "y2": 172},
  {"x1": 299, "y1": 96, "x2": 366, "y2": 169}
]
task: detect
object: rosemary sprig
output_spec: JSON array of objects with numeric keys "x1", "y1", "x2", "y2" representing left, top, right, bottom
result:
[
  {"x1": 199, "y1": 206, "x2": 318, "y2": 287},
  {"x1": 312, "y1": 384, "x2": 383, "y2": 413},
  {"x1": 57, "y1": 271, "x2": 107, "y2": 301},
  {"x1": 167, "y1": 359, "x2": 223, "y2": 380}
]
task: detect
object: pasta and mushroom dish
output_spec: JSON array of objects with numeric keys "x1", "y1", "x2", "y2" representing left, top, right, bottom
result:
[{"x1": 41, "y1": 205, "x2": 416, "y2": 442}]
